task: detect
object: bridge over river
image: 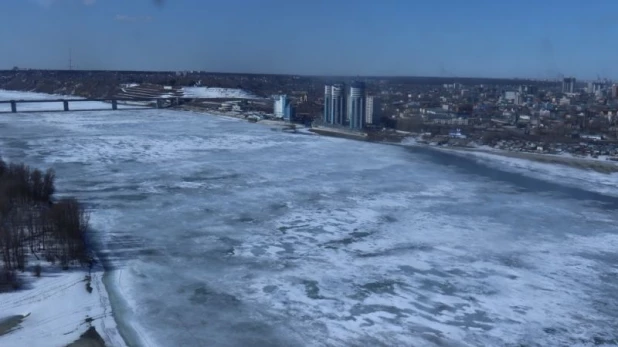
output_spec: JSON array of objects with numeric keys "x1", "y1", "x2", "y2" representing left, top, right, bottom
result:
[{"x1": 0, "y1": 97, "x2": 194, "y2": 113}]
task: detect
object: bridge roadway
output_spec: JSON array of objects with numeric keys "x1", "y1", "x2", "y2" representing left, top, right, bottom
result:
[{"x1": 0, "y1": 97, "x2": 194, "y2": 113}]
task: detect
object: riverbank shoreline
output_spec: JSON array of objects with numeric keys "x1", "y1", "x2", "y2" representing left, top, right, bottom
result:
[
  {"x1": 432, "y1": 145, "x2": 618, "y2": 174},
  {"x1": 99, "y1": 256, "x2": 156, "y2": 347},
  {"x1": 192, "y1": 108, "x2": 618, "y2": 175}
]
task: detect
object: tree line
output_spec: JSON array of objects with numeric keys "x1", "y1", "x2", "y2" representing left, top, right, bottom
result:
[{"x1": 0, "y1": 158, "x2": 91, "y2": 291}]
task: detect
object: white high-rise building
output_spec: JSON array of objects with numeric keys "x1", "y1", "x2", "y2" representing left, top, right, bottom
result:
[
  {"x1": 347, "y1": 82, "x2": 366, "y2": 129},
  {"x1": 274, "y1": 95, "x2": 287, "y2": 118},
  {"x1": 323, "y1": 84, "x2": 345, "y2": 125},
  {"x1": 365, "y1": 96, "x2": 375, "y2": 124}
]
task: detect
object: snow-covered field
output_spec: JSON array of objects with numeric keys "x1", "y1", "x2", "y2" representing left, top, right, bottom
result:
[
  {"x1": 181, "y1": 86, "x2": 260, "y2": 99},
  {"x1": 117, "y1": 85, "x2": 260, "y2": 100},
  {"x1": 0, "y1": 90, "x2": 617, "y2": 347}
]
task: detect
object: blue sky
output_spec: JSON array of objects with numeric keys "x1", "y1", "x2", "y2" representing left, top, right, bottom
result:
[{"x1": 1, "y1": 0, "x2": 617, "y2": 78}]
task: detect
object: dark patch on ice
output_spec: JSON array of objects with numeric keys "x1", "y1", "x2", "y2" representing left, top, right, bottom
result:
[
  {"x1": 543, "y1": 326, "x2": 569, "y2": 335},
  {"x1": 564, "y1": 335, "x2": 618, "y2": 346},
  {"x1": 189, "y1": 285, "x2": 241, "y2": 307},
  {"x1": 527, "y1": 284, "x2": 554, "y2": 292},
  {"x1": 599, "y1": 271, "x2": 618, "y2": 284},
  {"x1": 268, "y1": 202, "x2": 288, "y2": 212},
  {"x1": 495, "y1": 253, "x2": 532, "y2": 269},
  {"x1": 341, "y1": 332, "x2": 405, "y2": 347},
  {"x1": 3, "y1": 138, "x2": 30, "y2": 150},
  {"x1": 262, "y1": 285, "x2": 278, "y2": 293},
  {"x1": 109, "y1": 193, "x2": 149, "y2": 201},
  {"x1": 322, "y1": 231, "x2": 372, "y2": 249},
  {"x1": 251, "y1": 246, "x2": 266, "y2": 257},
  {"x1": 323, "y1": 237, "x2": 355, "y2": 248},
  {"x1": 578, "y1": 251, "x2": 618, "y2": 266},
  {"x1": 509, "y1": 304, "x2": 532, "y2": 315},
  {"x1": 199, "y1": 246, "x2": 235, "y2": 257},
  {"x1": 419, "y1": 279, "x2": 458, "y2": 295},
  {"x1": 357, "y1": 242, "x2": 433, "y2": 258},
  {"x1": 350, "y1": 231, "x2": 372, "y2": 238},
  {"x1": 361, "y1": 280, "x2": 399, "y2": 295},
  {"x1": 349, "y1": 304, "x2": 407, "y2": 318},
  {"x1": 445, "y1": 268, "x2": 468, "y2": 276},
  {"x1": 591, "y1": 336, "x2": 618, "y2": 345},
  {"x1": 360, "y1": 318, "x2": 375, "y2": 327},
  {"x1": 301, "y1": 280, "x2": 324, "y2": 299},
  {"x1": 218, "y1": 236, "x2": 242, "y2": 247},
  {"x1": 137, "y1": 248, "x2": 163, "y2": 257},
  {"x1": 420, "y1": 332, "x2": 465, "y2": 347},
  {"x1": 445, "y1": 310, "x2": 493, "y2": 331},
  {"x1": 234, "y1": 213, "x2": 257, "y2": 224},
  {"x1": 399, "y1": 265, "x2": 453, "y2": 278},
  {"x1": 195, "y1": 173, "x2": 242, "y2": 181},
  {"x1": 278, "y1": 242, "x2": 295, "y2": 254},
  {"x1": 379, "y1": 214, "x2": 398, "y2": 223},
  {"x1": 226, "y1": 321, "x2": 294, "y2": 347},
  {"x1": 303, "y1": 192, "x2": 326, "y2": 203},
  {"x1": 65, "y1": 184, "x2": 143, "y2": 194},
  {"x1": 97, "y1": 232, "x2": 154, "y2": 267}
]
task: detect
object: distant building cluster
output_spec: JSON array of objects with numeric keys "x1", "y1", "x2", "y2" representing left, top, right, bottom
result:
[{"x1": 322, "y1": 82, "x2": 377, "y2": 129}]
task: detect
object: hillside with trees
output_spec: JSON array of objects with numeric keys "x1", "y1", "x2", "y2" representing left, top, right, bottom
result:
[{"x1": 0, "y1": 159, "x2": 91, "y2": 292}]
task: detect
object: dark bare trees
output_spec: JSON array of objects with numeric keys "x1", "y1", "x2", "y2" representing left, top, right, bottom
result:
[
  {"x1": 48, "y1": 198, "x2": 90, "y2": 268},
  {"x1": 0, "y1": 158, "x2": 90, "y2": 291}
]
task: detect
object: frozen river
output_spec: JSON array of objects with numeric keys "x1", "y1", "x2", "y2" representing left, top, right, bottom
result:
[{"x1": 1, "y1": 102, "x2": 617, "y2": 346}]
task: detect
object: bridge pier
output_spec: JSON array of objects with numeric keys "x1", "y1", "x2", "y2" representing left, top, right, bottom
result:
[
  {"x1": 10, "y1": 101, "x2": 16, "y2": 113},
  {"x1": 156, "y1": 99, "x2": 162, "y2": 109},
  {"x1": 63, "y1": 100, "x2": 69, "y2": 111},
  {"x1": 112, "y1": 100, "x2": 118, "y2": 110}
]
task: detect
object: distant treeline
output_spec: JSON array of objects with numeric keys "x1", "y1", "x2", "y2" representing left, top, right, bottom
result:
[{"x1": 0, "y1": 159, "x2": 91, "y2": 291}]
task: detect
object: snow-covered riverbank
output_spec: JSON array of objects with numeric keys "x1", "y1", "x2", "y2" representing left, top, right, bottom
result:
[{"x1": 0, "y1": 264, "x2": 125, "y2": 347}]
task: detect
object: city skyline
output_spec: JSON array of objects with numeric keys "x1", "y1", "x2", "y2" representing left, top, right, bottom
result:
[{"x1": 2, "y1": 0, "x2": 618, "y2": 79}]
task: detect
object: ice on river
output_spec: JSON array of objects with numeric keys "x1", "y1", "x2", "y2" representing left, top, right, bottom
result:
[{"x1": 0, "y1": 92, "x2": 617, "y2": 346}]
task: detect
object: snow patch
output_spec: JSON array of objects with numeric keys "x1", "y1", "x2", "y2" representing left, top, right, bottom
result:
[
  {"x1": 181, "y1": 87, "x2": 260, "y2": 99},
  {"x1": 0, "y1": 266, "x2": 125, "y2": 347}
]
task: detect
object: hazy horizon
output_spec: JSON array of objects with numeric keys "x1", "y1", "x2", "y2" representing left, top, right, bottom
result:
[
  {"x1": 0, "y1": 67, "x2": 577, "y2": 81},
  {"x1": 2, "y1": 0, "x2": 618, "y2": 80}
]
